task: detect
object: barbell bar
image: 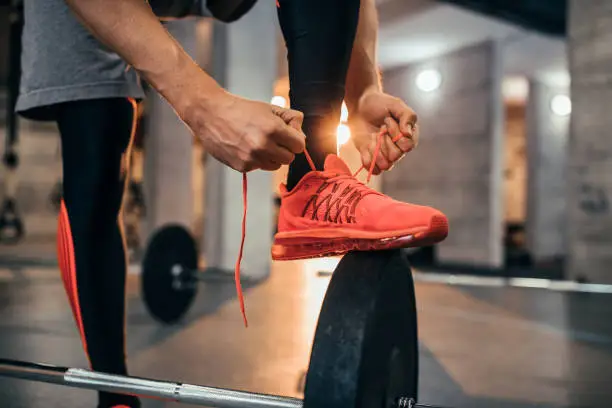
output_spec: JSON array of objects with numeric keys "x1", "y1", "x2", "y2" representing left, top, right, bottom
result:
[{"x1": 0, "y1": 358, "x2": 441, "y2": 408}]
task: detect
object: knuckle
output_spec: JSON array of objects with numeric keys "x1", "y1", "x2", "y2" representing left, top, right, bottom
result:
[
  {"x1": 252, "y1": 136, "x2": 268, "y2": 153},
  {"x1": 261, "y1": 122, "x2": 276, "y2": 135}
]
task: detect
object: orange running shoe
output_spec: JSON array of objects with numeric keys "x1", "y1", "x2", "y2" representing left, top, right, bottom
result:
[
  {"x1": 233, "y1": 130, "x2": 446, "y2": 325},
  {"x1": 271, "y1": 154, "x2": 448, "y2": 260}
]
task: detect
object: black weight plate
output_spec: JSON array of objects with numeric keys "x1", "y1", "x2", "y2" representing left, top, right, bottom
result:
[
  {"x1": 304, "y1": 250, "x2": 419, "y2": 408},
  {"x1": 142, "y1": 224, "x2": 198, "y2": 324}
]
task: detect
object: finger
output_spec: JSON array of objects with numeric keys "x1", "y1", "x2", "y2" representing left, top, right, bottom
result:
[
  {"x1": 231, "y1": 158, "x2": 257, "y2": 173},
  {"x1": 377, "y1": 125, "x2": 392, "y2": 162},
  {"x1": 387, "y1": 98, "x2": 418, "y2": 136},
  {"x1": 270, "y1": 144, "x2": 295, "y2": 166},
  {"x1": 371, "y1": 135, "x2": 391, "y2": 172},
  {"x1": 388, "y1": 113, "x2": 418, "y2": 152},
  {"x1": 253, "y1": 139, "x2": 296, "y2": 166},
  {"x1": 392, "y1": 123, "x2": 419, "y2": 153},
  {"x1": 384, "y1": 117, "x2": 402, "y2": 143},
  {"x1": 383, "y1": 132, "x2": 404, "y2": 163},
  {"x1": 394, "y1": 135, "x2": 415, "y2": 153},
  {"x1": 399, "y1": 111, "x2": 418, "y2": 137},
  {"x1": 380, "y1": 119, "x2": 406, "y2": 163},
  {"x1": 271, "y1": 118, "x2": 306, "y2": 154},
  {"x1": 272, "y1": 106, "x2": 305, "y2": 131},
  {"x1": 361, "y1": 152, "x2": 382, "y2": 176},
  {"x1": 287, "y1": 109, "x2": 304, "y2": 131},
  {"x1": 360, "y1": 145, "x2": 373, "y2": 171},
  {"x1": 375, "y1": 152, "x2": 390, "y2": 172},
  {"x1": 411, "y1": 123, "x2": 420, "y2": 148},
  {"x1": 259, "y1": 160, "x2": 283, "y2": 171}
]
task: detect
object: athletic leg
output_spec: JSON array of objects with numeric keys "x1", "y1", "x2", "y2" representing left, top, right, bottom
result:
[
  {"x1": 277, "y1": 0, "x2": 361, "y2": 190},
  {"x1": 273, "y1": 0, "x2": 448, "y2": 260},
  {"x1": 55, "y1": 98, "x2": 140, "y2": 408}
]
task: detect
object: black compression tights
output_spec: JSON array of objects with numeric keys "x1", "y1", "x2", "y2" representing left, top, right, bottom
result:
[
  {"x1": 278, "y1": 0, "x2": 361, "y2": 190},
  {"x1": 55, "y1": 98, "x2": 140, "y2": 408}
]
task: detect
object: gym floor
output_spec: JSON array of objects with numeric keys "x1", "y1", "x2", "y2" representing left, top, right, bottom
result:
[{"x1": 0, "y1": 260, "x2": 610, "y2": 408}]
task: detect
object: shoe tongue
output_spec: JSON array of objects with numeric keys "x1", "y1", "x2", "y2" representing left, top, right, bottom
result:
[{"x1": 323, "y1": 154, "x2": 351, "y2": 175}]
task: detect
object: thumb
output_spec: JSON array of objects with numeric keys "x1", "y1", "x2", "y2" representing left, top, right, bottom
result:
[{"x1": 359, "y1": 143, "x2": 372, "y2": 169}]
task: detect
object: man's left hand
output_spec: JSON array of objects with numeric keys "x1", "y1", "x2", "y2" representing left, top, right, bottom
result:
[{"x1": 350, "y1": 90, "x2": 419, "y2": 175}]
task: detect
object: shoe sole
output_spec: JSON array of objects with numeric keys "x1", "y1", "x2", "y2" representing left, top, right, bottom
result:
[{"x1": 272, "y1": 215, "x2": 448, "y2": 261}]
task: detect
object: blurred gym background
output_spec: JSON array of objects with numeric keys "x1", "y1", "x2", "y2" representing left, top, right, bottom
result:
[
  {"x1": 1, "y1": 0, "x2": 612, "y2": 407},
  {"x1": 0, "y1": 0, "x2": 581, "y2": 279}
]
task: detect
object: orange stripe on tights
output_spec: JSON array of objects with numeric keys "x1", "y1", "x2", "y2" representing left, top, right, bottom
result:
[{"x1": 57, "y1": 200, "x2": 90, "y2": 362}]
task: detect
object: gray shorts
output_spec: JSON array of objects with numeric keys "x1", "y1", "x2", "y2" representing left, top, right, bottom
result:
[{"x1": 16, "y1": 0, "x2": 210, "y2": 120}]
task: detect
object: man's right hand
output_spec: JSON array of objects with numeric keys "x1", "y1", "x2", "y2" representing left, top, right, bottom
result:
[{"x1": 183, "y1": 92, "x2": 306, "y2": 172}]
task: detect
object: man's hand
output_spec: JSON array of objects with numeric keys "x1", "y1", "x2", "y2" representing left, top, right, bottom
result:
[
  {"x1": 183, "y1": 92, "x2": 306, "y2": 172},
  {"x1": 350, "y1": 90, "x2": 418, "y2": 175}
]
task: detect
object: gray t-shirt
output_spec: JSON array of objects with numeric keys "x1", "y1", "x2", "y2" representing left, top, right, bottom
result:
[{"x1": 16, "y1": 0, "x2": 145, "y2": 118}]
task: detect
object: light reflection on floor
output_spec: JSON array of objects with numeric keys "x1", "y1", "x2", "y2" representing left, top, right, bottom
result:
[{"x1": 0, "y1": 259, "x2": 611, "y2": 407}]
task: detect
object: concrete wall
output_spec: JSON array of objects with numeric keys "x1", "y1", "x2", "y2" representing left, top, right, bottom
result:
[
  {"x1": 567, "y1": 0, "x2": 612, "y2": 282},
  {"x1": 204, "y1": 0, "x2": 278, "y2": 280},
  {"x1": 382, "y1": 41, "x2": 505, "y2": 267},
  {"x1": 525, "y1": 80, "x2": 569, "y2": 263},
  {"x1": 504, "y1": 103, "x2": 527, "y2": 225}
]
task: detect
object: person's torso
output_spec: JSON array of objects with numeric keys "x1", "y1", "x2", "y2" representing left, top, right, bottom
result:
[{"x1": 18, "y1": 0, "x2": 142, "y2": 112}]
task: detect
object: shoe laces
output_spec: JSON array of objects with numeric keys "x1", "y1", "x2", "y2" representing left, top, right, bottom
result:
[
  {"x1": 302, "y1": 167, "x2": 380, "y2": 224},
  {"x1": 235, "y1": 128, "x2": 390, "y2": 327}
]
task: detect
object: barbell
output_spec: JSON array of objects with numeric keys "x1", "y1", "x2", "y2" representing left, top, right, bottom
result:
[
  {"x1": 0, "y1": 224, "x2": 449, "y2": 407},
  {"x1": 0, "y1": 359, "x2": 436, "y2": 408}
]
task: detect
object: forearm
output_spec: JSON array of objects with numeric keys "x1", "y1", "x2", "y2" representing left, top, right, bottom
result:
[
  {"x1": 64, "y1": 0, "x2": 225, "y2": 115},
  {"x1": 345, "y1": 0, "x2": 381, "y2": 112}
]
